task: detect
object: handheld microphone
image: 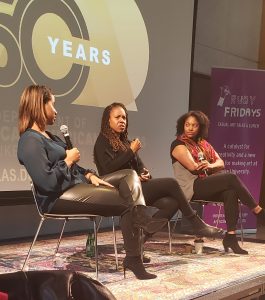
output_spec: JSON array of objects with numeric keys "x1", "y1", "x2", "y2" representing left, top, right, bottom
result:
[
  {"x1": 198, "y1": 152, "x2": 204, "y2": 162},
  {"x1": 198, "y1": 152, "x2": 207, "y2": 176},
  {"x1": 131, "y1": 138, "x2": 140, "y2": 172},
  {"x1": 60, "y1": 125, "x2": 73, "y2": 150}
]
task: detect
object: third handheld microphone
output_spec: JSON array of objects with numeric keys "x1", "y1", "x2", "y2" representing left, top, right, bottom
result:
[{"x1": 198, "y1": 152, "x2": 207, "y2": 176}]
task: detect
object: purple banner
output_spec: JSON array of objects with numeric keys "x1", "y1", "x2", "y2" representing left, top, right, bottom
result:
[{"x1": 204, "y1": 67, "x2": 265, "y2": 230}]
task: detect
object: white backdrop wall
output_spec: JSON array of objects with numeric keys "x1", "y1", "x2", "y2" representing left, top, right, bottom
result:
[{"x1": 194, "y1": 0, "x2": 262, "y2": 75}]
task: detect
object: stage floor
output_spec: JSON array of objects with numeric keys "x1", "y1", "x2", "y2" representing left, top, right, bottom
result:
[{"x1": 0, "y1": 230, "x2": 265, "y2": 299}]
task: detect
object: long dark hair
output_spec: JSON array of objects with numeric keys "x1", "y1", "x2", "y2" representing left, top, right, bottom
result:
[
  {"x1": 18, "y1": 85, "x2": 52, "y2": 135},
  {"x1": 100, "y1": 102, "x2": 129, "y2": 151},
  {"x1": 176, "y1": 110, "x2": 210, "y2": 139}
]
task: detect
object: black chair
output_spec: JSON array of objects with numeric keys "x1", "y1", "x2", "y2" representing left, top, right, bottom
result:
[
  {"x1": 22, "y1": 182, "x2": 119, "y2": 279},
  {"x1": 0, "y1": 270, "x2": 116, "y2": 300}
]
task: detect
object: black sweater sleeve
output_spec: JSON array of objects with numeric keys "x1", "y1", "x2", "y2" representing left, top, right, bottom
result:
[{"x1": 94, "y1": 133, "x2": 136, "y2": 175}]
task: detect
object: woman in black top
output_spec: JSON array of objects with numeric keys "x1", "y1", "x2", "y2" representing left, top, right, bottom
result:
[
  {"x1": 93, "y1": 102, "x2": 223, "y2": 245},
  {"x1": 17, "y1": 85, "x2": 168, "y2": 280},
  {"x1": 170, "y1": 110, "x2": 265, "y2": 254}
]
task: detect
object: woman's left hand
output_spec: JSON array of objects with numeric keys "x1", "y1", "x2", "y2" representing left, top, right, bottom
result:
[{"x1": 87, "y1": 174, "x2": 114, "y2": 187}]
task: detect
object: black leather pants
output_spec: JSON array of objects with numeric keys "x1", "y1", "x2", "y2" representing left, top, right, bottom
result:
[
  {"x1": 50, "y1": 169, "x2": 145, "y2": 256},
  {"x1": 51, "y1": 169, "x2": 145, "y2": 216}
]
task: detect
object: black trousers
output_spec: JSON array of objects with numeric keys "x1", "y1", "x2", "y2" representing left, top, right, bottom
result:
[
  {"x1": 122, "y1": 177, "x2": 198, "y2": 253},
  {"x1": 192, "y1": 172, "x2": 257, "y2": 231},
  {"x1": 50, "y1": 169, "x2": 145, "y2": 256},
  {"x1": 141, "y1": 177, "x2": 196, "y2": 220}
]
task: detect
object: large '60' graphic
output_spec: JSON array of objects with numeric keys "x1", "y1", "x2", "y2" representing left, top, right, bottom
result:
[
  {"x1": 0, "y1": 0, "x2": 89, "y2": 99},
  {"x1": 0, "y1": 0, "x2": 149, "y2": 109}
]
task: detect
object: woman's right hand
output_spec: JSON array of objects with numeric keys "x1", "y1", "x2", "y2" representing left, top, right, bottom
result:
[
  {"x1": 64, "y1": 148, "x2": 80, "y2": 166},
  {"x1": 130, "y1": 138, "x2": 141, "y2": 153},
  {"x1": 90, "y1": 175, "x2": 114, "y2": 187}
]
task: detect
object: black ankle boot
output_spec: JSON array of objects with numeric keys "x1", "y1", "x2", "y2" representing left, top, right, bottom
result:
[
  {"x1": 132, "y1": 206, "x2": 167, "y2": 234},
  {"x1": 123, "y1": 256, "x2": 156, "y2": 280},
  {"x1": 222, "y1": 233, "x2": 248, "y2": 254},
  {"x1": 188, "y1": 213, "x2": 223, "y2": 238}
]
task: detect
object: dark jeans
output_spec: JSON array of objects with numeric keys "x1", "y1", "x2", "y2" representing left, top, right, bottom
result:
[
  {"x1": 50, "y1": 169, "x2": 145, "y2": 257},
  {"x1": 192, "y1": 172, "x2": 257, "y2": 231}
]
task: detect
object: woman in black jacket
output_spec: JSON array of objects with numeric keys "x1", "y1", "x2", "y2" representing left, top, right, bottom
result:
[{"x1": 93, "y1": 102, "x2": 223, "y2": 245}]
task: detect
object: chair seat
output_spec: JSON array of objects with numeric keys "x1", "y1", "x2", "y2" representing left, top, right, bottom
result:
[
  {"x1": 21, "y1": 182, "x2": 119, "y2": 279},
  {"x1": 43, "y1": 213, "x2": 99, "y2": 218}
]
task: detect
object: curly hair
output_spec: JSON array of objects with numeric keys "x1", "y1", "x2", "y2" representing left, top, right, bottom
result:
[
  {"x1": 100, "y1": 102, "x2": 129, "y2": 151},
  {"x1": 176, "y1": 110, "x2": 210, "y2": 139}
]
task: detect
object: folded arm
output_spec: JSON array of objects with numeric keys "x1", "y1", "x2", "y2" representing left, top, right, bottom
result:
[{"x1": 171, "y1": 145, "x2": 224, "y2": 175}]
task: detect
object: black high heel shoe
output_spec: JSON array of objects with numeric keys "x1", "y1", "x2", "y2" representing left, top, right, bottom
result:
[
  {"x1": 188, "y1": 213, "x2": 224, "y2": 238},
  {"x1": 222, "y1": 233, "x2": 248, "y2": 255},
  {"x1": 123, "y1": 256, "x2": 157, "y2": 280},
  {"x1": 132, "y1": 206, "x2": 167, "y2": 234}
]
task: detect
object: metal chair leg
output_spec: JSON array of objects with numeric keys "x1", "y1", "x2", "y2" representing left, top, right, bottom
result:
[
  {"x1": 168, "y1": 221, "x2": 172, "y2": 253},
  {"x1": 54, "y1": 219, "x2": 67, "y2": 255},
  {"x1": 22, "y1": 217, "x2": 45, "y2": 270},
  {"x1": 201, "y1": 203, "x2": 205, "y2": 219},
  {"x1": 171, "y1": 211, "x2": 181, "y2": 234},
  {"x1": 112, "y1": 216, "x2": 119, "y2": 270},
  {"x1": 239, "y1": 201, "x2": 244, "y2": 245},
  {"x1": 96, "y1": 216, "x2": 103, "y2": 232},
  {"x1": 216, "y1": 203, "x2": 222, "y2": 227}
]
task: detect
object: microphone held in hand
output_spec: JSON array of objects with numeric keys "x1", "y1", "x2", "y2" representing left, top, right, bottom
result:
[
  {"x1": 198, "y1": 152, "x2": 208, "y2": 176},
  {"x1": 197, "y1": 152, "x2": 204, "y2": 162},
  {"x1": 60, "y1": 124, "x2": 73, "y2": 150}
]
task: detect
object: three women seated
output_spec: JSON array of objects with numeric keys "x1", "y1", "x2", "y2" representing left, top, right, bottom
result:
[{"x1": 18, "y1": 85, "x2": 263, "y2": 281}]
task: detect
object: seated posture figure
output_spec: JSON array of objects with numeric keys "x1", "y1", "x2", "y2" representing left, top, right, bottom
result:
[
  {"x1": 93, "y1": 102, "x2": 222, "y2": 247},
  {"x1": 170, "y1": 110, "x2": 265, "y2": 254},
  {"x1": 17, "y1": 85, "x2": 168, "y2": 280}
]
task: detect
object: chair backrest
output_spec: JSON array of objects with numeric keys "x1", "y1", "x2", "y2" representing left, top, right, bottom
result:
[{"x1": 30, "y1": 181, "x2": 44, "y2": 218}]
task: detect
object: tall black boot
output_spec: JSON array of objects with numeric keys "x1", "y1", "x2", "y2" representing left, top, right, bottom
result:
[
  {"x1": 132, "y1": 205, "x2": 167, "y2": 234},
  {"x1": 222, "y1": 233, "x2": 248, "y2": 254},
  {"x1": 188, "y1": 213, "x2": 223, "y2": 238},
  {"x1": 123, "y1": 256, "x2": 156, "y2": 280}
]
